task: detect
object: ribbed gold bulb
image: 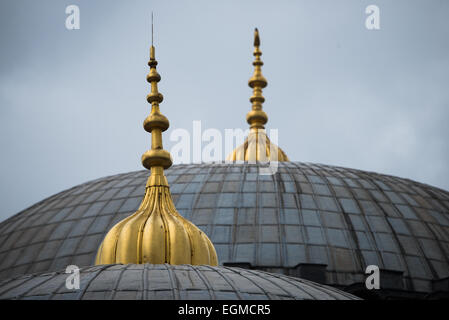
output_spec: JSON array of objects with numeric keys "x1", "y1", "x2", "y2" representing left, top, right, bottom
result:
[{"x1": 226, "y1": 128, "x2": 289, "y2": 162}]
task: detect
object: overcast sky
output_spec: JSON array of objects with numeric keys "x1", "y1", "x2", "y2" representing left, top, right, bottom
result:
[{"x1": 0, "y1": 0, "x2": 448, "y2": 222}]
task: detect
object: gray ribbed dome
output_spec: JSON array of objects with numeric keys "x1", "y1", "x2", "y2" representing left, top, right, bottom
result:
[
  {"x1": 0, "y1": 264, "x2": 359, "y2": 300},
  {"x1": 0, "y1": 162, "x2": 448, "y2": 294}
]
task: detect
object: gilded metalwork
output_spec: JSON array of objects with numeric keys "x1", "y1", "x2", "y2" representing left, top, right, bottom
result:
[
  {"x1": 226, "y1": 128, "x2": 289, "y2": 162},
  {"x1": 95, "y1": 44, "x2": 218, "y2": 266},
  {"x1": 227, "y1": 28, "x2": 289, "y2": 162}
]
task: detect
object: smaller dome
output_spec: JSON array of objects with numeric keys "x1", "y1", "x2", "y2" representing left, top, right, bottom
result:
[{"x1": 0, "y1": 264, "x2": 359, "y2": 300}]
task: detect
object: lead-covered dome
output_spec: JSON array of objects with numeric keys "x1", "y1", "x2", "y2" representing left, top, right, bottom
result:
[
  {"x1": 0, "y1": 263, "x2": 358, "y2": 300},
  {"x1": 0, "y1": 162, "x2": 448, "y2": 295}
]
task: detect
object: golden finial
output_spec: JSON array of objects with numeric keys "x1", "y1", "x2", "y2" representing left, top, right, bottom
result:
[
  {"x1": 95, "y1": 19, "x2": 218, "y2": 266},
  {"x1": 226, "y1": 28, "x2": 289, "y2": 162},
  {"x1": 247, "y1": 28, "x2": 268, "y2": 130}
]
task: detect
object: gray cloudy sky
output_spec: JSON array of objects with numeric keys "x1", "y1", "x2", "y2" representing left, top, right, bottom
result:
[{"x1": 0, "y1": 0, "x2": 448, "y2": 222}]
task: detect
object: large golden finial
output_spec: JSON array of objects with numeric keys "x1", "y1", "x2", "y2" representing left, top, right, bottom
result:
[
  {"x1": 226, "y1": 28, "x2": 289, "y2": 162},
  {"x1": 95, "y1": 18, "x2": 218, "y2": 266}
]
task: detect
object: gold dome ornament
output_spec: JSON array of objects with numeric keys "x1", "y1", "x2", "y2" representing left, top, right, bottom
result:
[
  {"x1": 95, "y1": 37, "x2": 218, "y2": 266},
  {"x1": 227, "y1": 28, "x2": 289, "y2": 162}
]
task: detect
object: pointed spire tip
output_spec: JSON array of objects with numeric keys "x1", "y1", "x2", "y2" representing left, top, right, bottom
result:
[
  {"x1": 151, "y1": 11, "x2": 154, "y2": 46},
  {"x1": 254, "y1": 28, "x2": 260, "y2": 47}
]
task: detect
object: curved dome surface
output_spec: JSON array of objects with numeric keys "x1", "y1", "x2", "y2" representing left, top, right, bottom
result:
[
  {"x1": 0, "y1": 263, "x2": 358, "y2": 300},
  {"x1": 0, "y1": 162, "x2": 448, "y2": 294}
]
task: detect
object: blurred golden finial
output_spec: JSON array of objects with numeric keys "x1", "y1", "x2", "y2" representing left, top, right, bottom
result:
[
  {"x1": 247, "y1": 28, "x2": 268, "y2": 130},
  {"x1": 227, "y1": 28, "x2": 289, "y2": 162},
  {"x1": 95, "y1": 20, "x2": 218, "y2": 266}
]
